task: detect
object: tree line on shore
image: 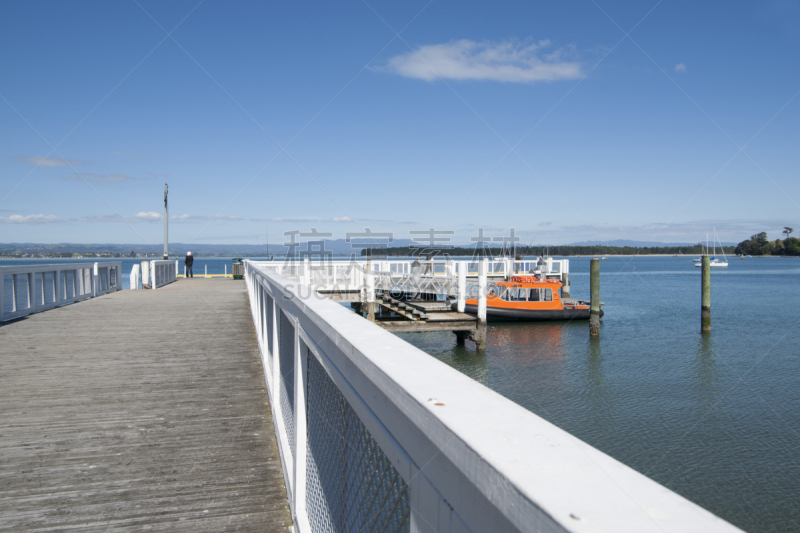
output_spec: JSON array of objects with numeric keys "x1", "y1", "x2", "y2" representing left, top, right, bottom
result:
[
  {"x1": 735, "y1": 228, "x2": 799, "y2": 256},
  {"x1": 360, "y1": 244, "x2": 736, "y2": 258}
]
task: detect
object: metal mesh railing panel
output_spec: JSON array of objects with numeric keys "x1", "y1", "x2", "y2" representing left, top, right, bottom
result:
[
  {"x1": 99, "y1": 268, "x2": 108, "y2": 291},
  {"x1": 260, "y1": 288, "x2": 266, "y2": 343},
  {"x1": 306, "y1": 351, "x2": 410, "y2": 533},
  {"x1": 34, "y1": 273, "x2": 43, "y2": 307},
  {"x1": 64, "y1": 270, "x2": 74, "y2": 299},
  {"x1": 279, "y1": 309, "x2": 295, "y2": 457},
  {"x1": 3, "y1": 275, "x2": 14, "y2": 313},
  {"x1": 110, "y1": 266, "x2": 117, "y2": 287},
  {"x1": 43, "y1": 272, "x2": 55, "y2": 304},
  {"x1": 266, "y1": 293, "x2": 274, "y2": 371},
  {"x1": 77, "y1": 269, "x2": 88, "y2": 296},
  {"x1": 15, "y1": 274, "x2": 30, "y2": 310}
]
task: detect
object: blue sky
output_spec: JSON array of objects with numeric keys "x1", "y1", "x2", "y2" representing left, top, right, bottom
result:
[{"x1": 1, "y1": 0, "x2": 799, "y2": 248}]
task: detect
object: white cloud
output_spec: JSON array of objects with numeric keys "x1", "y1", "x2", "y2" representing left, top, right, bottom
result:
[
  {"x1": 333, "y1": 217, "x2": 353, "y2": 223},
  {"x1": 171, "y1": 214, "x2": 243, "y2": 222},
  {"x1": 380, "y1": 39, "x2": 582, "y2": 83},
  {"x1": 0, "y1": 214, "x2": 65, "y2": 224},
  {"x1": 134, "y1": 211, "x2": 162, "y2": 221},
  {"x1": 674, "y1": 63, "x2": 687, "y2": 72},
  {"x1": 63, "y1": 172, "x2": 144, "y2": 184},
  {"x1": 15, "y1": 155, "x2": 85, "y2": 167},
  {"x1": 147, "y1": 171, "x2": 170, "y2": 178},
  {"x1": 75, "y1": 213, "x2": 161, "y2": 223}
]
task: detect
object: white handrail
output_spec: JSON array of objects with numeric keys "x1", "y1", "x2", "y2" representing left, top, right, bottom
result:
[
  {"x1": 1, "y1": 262, "x2": 121, "y2": 322},
  {"x1": 148, "y1": 260, "x2": 178, "y2": 289},
  {"x1": 244, "y1": 260, "x2": 740, "y2": 533}
]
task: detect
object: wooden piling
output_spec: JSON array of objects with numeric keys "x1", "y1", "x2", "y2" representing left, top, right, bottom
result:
[
  {"x1": 701, "y1": 255, "x2": 711, "y2": 332},
  {"x1": 590, "y1": 258, "x2": 600, "y2": 337},
  {"x1": 562, "y1": 272, "x2": 570, "y2": 298}
]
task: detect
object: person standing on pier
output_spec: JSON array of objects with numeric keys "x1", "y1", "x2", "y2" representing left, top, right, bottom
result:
[{"x1": 185, "y1": 252, "x2": 194, "y2": 278}]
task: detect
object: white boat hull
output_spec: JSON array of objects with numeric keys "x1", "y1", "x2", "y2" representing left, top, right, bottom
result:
[{"x1": 694, "y1": 261, "x2": 727, "y2": 267}]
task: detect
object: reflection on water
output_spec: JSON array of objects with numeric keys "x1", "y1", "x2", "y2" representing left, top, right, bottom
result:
[
  {"x1": 694, "y1": 334, "x2": 718, "y2": 402},
  {"x1": 400, "y1": 257, "x2": 800, "y2": 533}
]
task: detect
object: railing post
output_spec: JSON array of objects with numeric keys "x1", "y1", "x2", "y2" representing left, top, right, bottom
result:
[
  {"x1": 0, "y1": 272, "x2": 5, "y2": 319},
  {"x1": 478, "y1": 259, "x2": 487, "y2": 321},
  {"x1": 268, "y1": 284, "x2": 275, "y2": 356},
  {"x1": 474, "y1": 259, "x2": 488, "y2": 349},
  {"x1": 151, "y1": 262, "x2": 157, "y2": 290},
  {"x1": 457, "y1": 261, "x2": 466, "y2": 313},
  {"x1": 141, "y1": 261, "x2": 150, "y2": 289},
  {"x1": 130, "y1": 264, "x2": 140, "y2": 290},
  {"x1": 28, "y1": 272, "x2": 36, "y2": 312},
  {"x1": 10, "y1": 274, "x2": 17, "y2": 312},
  {"x1": 92, "y1": 263, "x2": 98, "y2": 298},
  {"x1": 292, "y1": 324, "x2": 308, "y2": 525},
  {"x1": 366, "y1": 259, "x2": 376, "y2": 321}
]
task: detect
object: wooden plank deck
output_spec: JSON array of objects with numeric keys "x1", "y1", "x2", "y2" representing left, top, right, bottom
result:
[{"x1": 0, "y1": 279, "x2": 292, "y2": 532}]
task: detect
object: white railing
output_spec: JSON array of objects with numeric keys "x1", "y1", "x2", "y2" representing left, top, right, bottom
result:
[
  {"x1": 0, "y1": 262, "x2": 122, "y2": 322},
  {"x1": 244, "y1": 260, "x2": 740, "y2": 533},
  {"x1": 249, "y1": 258, "x2": 568, "y2": 299},
  {"x1": 148, "y1": 260, "x2": 178, "y2": 289}
]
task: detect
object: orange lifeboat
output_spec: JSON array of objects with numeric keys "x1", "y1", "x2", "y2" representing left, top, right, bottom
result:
[{"x1": 455, "y1": 275, "x2": 603, "y2": 322}]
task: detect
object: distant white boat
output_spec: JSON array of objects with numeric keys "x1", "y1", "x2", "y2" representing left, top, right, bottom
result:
[{"x1": 694, "y1": 229, "x2": 728, "y2": 267}]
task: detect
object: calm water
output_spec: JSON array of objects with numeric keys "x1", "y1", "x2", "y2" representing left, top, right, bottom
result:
[{"x1": 397, "y1": 256, "x2": 800, "y2": 533}]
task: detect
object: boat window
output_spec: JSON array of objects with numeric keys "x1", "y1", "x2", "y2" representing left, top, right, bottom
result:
[
  {"x1": 542, "y1": 288, "x2": 553, "y2": 302},
  {"x1": 509, "y1": 288, "x2": 527, "y2": 301},
  {"x1": 529, "y1": 289, "x2": 540, "y2": 301},
  {"x1": 489, "y1": 285, "x2": 505, "y2": 297}
]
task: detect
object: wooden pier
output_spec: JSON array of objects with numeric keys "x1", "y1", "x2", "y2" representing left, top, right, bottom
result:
[{"x1": 0, "y1": 279, "x2": 291, "y2": 532}]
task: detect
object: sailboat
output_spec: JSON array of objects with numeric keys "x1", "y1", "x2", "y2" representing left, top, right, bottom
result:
[{"x1": 694, "y1": 228, "x2": 728, "y2": 267}]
